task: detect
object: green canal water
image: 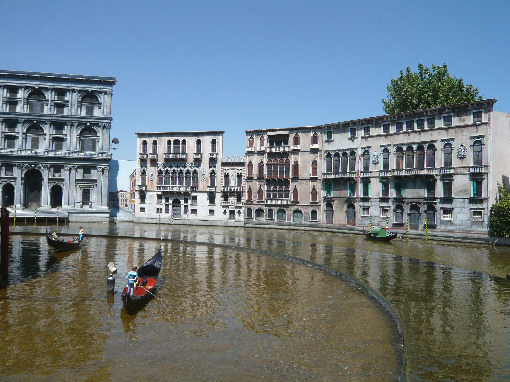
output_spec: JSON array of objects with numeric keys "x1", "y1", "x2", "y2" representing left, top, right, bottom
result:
[{"x1": 2, "y1": 222, "x2": 510, "y2": 381}]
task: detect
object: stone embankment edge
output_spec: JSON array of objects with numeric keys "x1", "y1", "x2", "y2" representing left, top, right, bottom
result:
[{"x1": 13, "y1": 229, "x2": 407, "y2": 380}]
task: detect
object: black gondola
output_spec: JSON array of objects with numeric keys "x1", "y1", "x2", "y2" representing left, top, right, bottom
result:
[
  {"x1": 364, "y1": 228, "x2": 398, "y2": 242},
  {"x1": 121, "y1": 249, "x2": 163, "y2": 314},
  {"x1": 46, "y1": 234, "x2": 83, "y2": 251}
]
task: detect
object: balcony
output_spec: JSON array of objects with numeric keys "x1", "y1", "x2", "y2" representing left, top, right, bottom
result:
[
  {"x1": 207, "y1": 186, "x2": 216, "y2": 192},
  {"x1": 266, "y1": 145, "x2": 290, "y2": 153},
  {"x1": 291, "y1": 145, "x2": 300, "y2": 151},
  {"x1": 469, "y1": 166, "x2": 487, "y2": 174},
  {"x1": 209, "y1": 152, "x2": 218, "y2": 160},
  {"x1": 256, "y1": 146, "x2": 265, "y2": 152},
  {"x1": 310, "y1": 143, "x2": 319, "y2": 150},
  {"x1": 156, "y1": 185, "x2": 192, "y2": 193},
  {"x1": 193, "y1": 152, "x2": 202, "y2": 160},
  {"x1": 148, "y1": 153, "x2": 158, "y2": 160},
  {"x1": 322, "y1": 171, "x2": 356, "y2": 179},
  {"x1": 137, "y1": 184, "x2": 147, "y2": 191},
  {"x1": 439, "y1": 167, "x2": 455, "y2": 175},
  {"x1": 138, "y1": 153, "x2": 148, "y2": 160},
  {"x1": 265, "y1": 199, "x2": 290, "y2": 206},
  {"x1": 246, "y1": 147, "x2": 255, "y2": 153},
  {"x1": 222, "y1": 186, "x2": 243, "y2": 192},
  {"x1": 164, "y1": 152, "x2": 187, "y2": 161}
]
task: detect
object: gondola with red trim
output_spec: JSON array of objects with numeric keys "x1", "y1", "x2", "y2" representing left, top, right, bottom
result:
[{"x1": 121, "y1": 249, "x2": 163, "y2": 314}]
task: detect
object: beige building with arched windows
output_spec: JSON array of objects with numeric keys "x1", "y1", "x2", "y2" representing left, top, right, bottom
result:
[{"x1": 0, "y1": 70, "x2": 115, "y2": 221}]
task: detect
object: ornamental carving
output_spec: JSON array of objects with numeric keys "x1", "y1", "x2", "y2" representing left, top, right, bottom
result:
[
  {"x1": 457, "y1": 144, "x2": 467, "y2": 159},
  {"x1": 371, "y1": 151, "x2": 379, "y2": 164}
]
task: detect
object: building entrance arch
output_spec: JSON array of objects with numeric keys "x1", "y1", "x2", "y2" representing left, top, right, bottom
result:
[
  {"x1": 2, "y1": 183, "x2": 15, "y2": 207},
  {"x1": 24, "y1": 168, "x2": 42, "y2": 208},
  {"x1": 50, "y1": 185, "x2": 63, "y2": 208},
  {"x1": 346, "y1": 203, "x2": 356, "y2": 226},
  {"x1": 325, "y1": 202, "x2": 334, "y2": 224},
  {"x1": 172, "y1": 198, "x2": 181, "y2": 218},
  {"x1": 409, "y1": 204, "x2": 420, "y2": 230}
]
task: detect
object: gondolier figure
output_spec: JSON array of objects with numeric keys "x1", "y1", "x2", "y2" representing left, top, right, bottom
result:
[
  {"x1": 79, "y1": 227, "x2": 84, "y2": 241},
  {"x1": 126, "y1": 266, "x2": 138, "y2": 296}
]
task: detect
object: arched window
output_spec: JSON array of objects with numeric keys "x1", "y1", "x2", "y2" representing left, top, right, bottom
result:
[
  {"x1": 166, "y1": 140, "x2": 172, "y2": 153},
  {"x1": 185, "y1": 171, "x2": 191, "y2": 187},
  {"x1": 426, "y1": 204, "x2": 436, "y2": 225},
  {"x1": 426, "y1": 144, "x2": 435, "y2": 168},
  {"x1": 79, "y1": 127, "x2": 97, "y2": 152},
  {"x1": 164, "y1": 171, "x2": 170, "y2": 185},
  {"x1": 257, "y1": 186, "x2": 264, "y2": 200},
  {"x1": 443, "y1": 143, "x2": 452, "y2": 168},
  {"x1": 171, "y1": 171, "x2": 177, "y2": 185},
  {"x1": 152, "y1": 140, "x2": 158, "y2": 154},
  {"x1": 293, "y1": 134, "x2": 300, "y2": 146},
  {"x1": 416, "y1": 145, "x2": 425, "y2": 170},
  {"x1": 292, "y1": 186, "x2": 299, "y2": 202},
  {"x1": 28, "y1": 90, "x2": 46, "y2": 114},
  {"x1": 394, "y1": 204, "x2": 404, "y2": 224},
  {"x1": 211, "y1": 139, "x2": 217, "y2": 153},
  {"x1": 333, "y1": 153, "x2": 340, "y2": 173},
  {"x1": 272, "y1": 186, "x2": 278, "y2": 200},
  {"x1": 311, "y1": 132, "x2": 319, "y2": 145},
  {"x1": 246, "y1": 208, "x2": 253, "y2": 218},
  {"x1": 311, "y1": 160, "x2": 318, "y2": 177},
  {"x1": 396, "y1": 148, "x2": 404, "y2": 170},
  {"x1": 173, "y1": 139, "x2": 180, "y2": 153},
  {"x1": 473, "y1": 140, "x2": 483, "y2": 166},
  {"x1": 81, "y1": 93, "x2": 99, "y2": 116},
  {"x1": 140, "y1": 170, "x2": 147, "y2": 186},
  {"x1": 248, "y1": 136, "x2": 254, "y2": 148},
  {"x1": 247, "y1": 186, "x2": 253, "y2": 201},
  {"x1": 382, "y1": 148, "x2": 390, "y2": 170},
  {"x1": 259, "y1": 136, "x2": 265, "y2": 147},
  {"x1": 284, "y1": 186, "x2": 289, "y2": 199},
  {"x1": 266, "y1": 160, "x2": 273, "y2": 179},
  {"x1": 181, "y1": 139, "x2": 186, "y2": 154},
  {"x1": 192, "y1": 171, "x2": 198, "y2": 187},
  {"x1": 278, "y1": 159, "x2": 284, "y2": 178},
  {"x1": 292, "y1": 161, "x2": 299, "y2": 178},
  {"x1": 258, "y1": 161, "x2": 264, "y2": 178},
  {"x1": 209, "y1": 171, "x2": 216, "y2": 187},
  {"x1": 341, "y1": 152, "x2": 348, "y2": 174},
  {"x1": 284, "y1": 159, "x2": 290, "y2": 178},
  {"x1": 349, "y1": 152, "x2": 356, "y2": 172},
  {"x1": 247, "y1": 161, "x2": 253, "y2": 178},
  {"x1": 141, "y1": 140, "x2": 148, "y2": 154},
  {"x1": 157, "y1": 171, "x2": 164, "y2": 185},
  {"x1": 196, "y1": 139, "x2": 202, "y2": 153},
  {"x1": 237, "y1": 173, "x2": 242, "y2": 186},
  {"x1": 405, "y1": 147, "x2": 414, "y2": 169},
  {"x1": 363, "y1": 150, "x2": 370, "y2": 172},
  {"x1": 178, "y1": 171, "x2": 184, "y2": 186},
  {"x1": 311, "y1": 186, "x2": 318, "y2": 202},
  {"x1": 278, "y1": 186, "x2": 284, "y2": 199},
  {"x1": 325, "y1": 153, "x2": 332, "y2": 173}
]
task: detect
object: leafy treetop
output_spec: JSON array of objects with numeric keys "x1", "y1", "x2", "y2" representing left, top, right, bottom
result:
[{"x1": 382, "y1": 64, "x2": 482, "y2": 115}]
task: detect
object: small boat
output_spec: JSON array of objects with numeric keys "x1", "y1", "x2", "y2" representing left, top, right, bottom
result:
[
  {"x1": 364, "y1": 227, "x2": 398, "y2": 242},
  {"x1": 121, "y1": 249, "x2": 163, "y2": 314},
  {"x1": 46, "y1": 233, "x2": 83, "y2": 251}
]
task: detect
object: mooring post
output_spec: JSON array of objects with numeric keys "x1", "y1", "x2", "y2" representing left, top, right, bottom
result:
[
  {"x1": 56, "y1": 206, "x2": 59, "y2": 229},
  {"x1": 425, "y1": 217, "x2": 428, "y2": 241},
  {"x1": 1, "y1": 207, "x2": 9, "y2": 283},
  {"x1": 34, "y1": 208, "x2": 37, "y2": 227},
  {"x1": 406, "y1": 217, "x2": 409, "y2": 239},
  {"x1": 13, "y1": 205, "x2": 16, "y2": 228}
]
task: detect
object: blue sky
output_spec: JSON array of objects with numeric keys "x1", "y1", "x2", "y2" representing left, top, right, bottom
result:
[{"x1": 1, "y1": 1, "x2": 509, "y2": 160}]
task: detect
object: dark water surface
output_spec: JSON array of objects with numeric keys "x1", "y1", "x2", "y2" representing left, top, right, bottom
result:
[
  {"x1": 3, "y1": 222, "x2": 510, "y2": 380},
  {"x1": 0, "y1": 230, "x2": 400, "y2": 381}
]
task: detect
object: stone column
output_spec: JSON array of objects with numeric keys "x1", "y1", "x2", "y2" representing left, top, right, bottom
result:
[
  {"x1": 66, "y1": 123, "x2": 71, "y2": 151},
  {"x1": 63, "y1": 165, "x2": 70, "y2": 207},
  {"x1": 15, "y1": 164, "x2": 22, "y2": 206},
  {"x1": 98, "y1": 125, "x2": 103, "y2": 153},
  {"x1": 41, "y1": 165, "x2": 49, "y2": 207},
  {"x1": 17, "y1": 121, "x2": 24, "y2": 150},
  {"x1": 102, "y1": 166, "x2": 109, "y2": 208},
  {"x1": 96, "y1": 166, "x2": 102, "y2": 208},
  {"x1": 45, "y1": 123, "x2": 50, "y2": 151},
  {"x1": 69, "y1": 166, "x2": 76, "y2": 208}
]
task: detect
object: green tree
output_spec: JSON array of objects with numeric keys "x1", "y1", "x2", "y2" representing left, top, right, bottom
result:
[
  {"x1": 489, "y1": 184, "x2": 510, "y2": 238},
  {"x1": 382, "y1": 64, "x2": 482, "y2": 114}
]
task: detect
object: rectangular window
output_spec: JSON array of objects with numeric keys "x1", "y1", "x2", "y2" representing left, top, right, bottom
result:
[
  {"x1": 208, "y1": 194, "x2": 215, "y2": 205},
  {"x1": 473, "y1": 111, "x2": 483, "y2": 123},
  {"x1": 443, "y1": 181, "x2": 453, "y2": 198},
  {"x1": 191, "y1": 208, "x2": 197, "y2": 215},
  {"x1": 426, "y1": 182, "x2": 435, "y2": 198},
  {"x1": 382, "y1": 123, "x2": 390, "y2": 134},
  {"x1": 326, "y1": 130, "x2": 333, "y2": 141},
  {"x1": 83, "y1": 168, "x2": 92, "y2": 179},
  {"x1": 82, "y1": 189, "x2": 91, "y2": 203},
  {"x1": 473, "y1": 180, "x2": 482, "y2": 198},
  {"x1": 361, "y1": 207, "x2": 370, "y2": 216},
  {"x1": 380, "y1": 207, "x2": 389, "y2": 217},
  {"x1": 349, "y1": 127, "x2": 356, "y2": 138},
  {"x1": 55, "y1": 104, "x2": 65, "y2": 115},
  {"x1": 363, "y1": 125, "x2": 371, "y2": 136},
  {"x1": 441, "y1": 208, "x2": 453, "y2": 220},
  {"x1": 6, "y1": 122, "x2": 17, "y2": 132},
  {"x1": 472, "y1": 210, "x2": 483, "y2": 221},
  {"x1": 381, "y1": 182, "x2": 389, "y2": 197},
  {"x1": 267, "y1": 209, "x2": 274, "y2": 220},
  {"x1": 7, "y1": 87, "x2": 17, "y2": 97},
  {"x1": 156, "y1": 208, "x2": 162, "y2": 214},
  {"x1": 165, "y1": 204, "x2": 169, "y2": 213},
  {"x1": 54, "y1": 124, "x2": 65, "y2": 134},
  {"x1": 157, "y1": 194, "x2": 162, "y2": 204},
  {"x1": 443, "y1": 115, "x2": 453, "y2": 127},
  {"x1": 140, "y1": 193, "x2": 146, "y2": 204},
  {"x1": 406, "y1": 120, "x2": 414, "y2": 131},
  {"x1": 427, "y1": 117, "x2": 435, "y2": 129},
  {"x1": 396, "y1": 122, "x2": 403, "y2": 132},
  {"x1": 53, "y1": 166, "x2": 62, "y2": 177},
  {"x1": 417, "y1": 119, "x2": 425, "y2": 129},
  {"x1": 53, "y1": 138, "x2": 64, "y2": 152},
  {"x1": 348, "y1": 182, "x2": 356, "y2": 196},
  {"x1": 6, "y1": 136, "x2": 16, "y2": 149},
  {"x1": 30, "y1": 136, "x2": 39, "y2": 150},
  {"x1": 209, "y1": 209, "x2": 215, "y2": 216},
  {"x1": 86, "y1": 104, "x2": 95, "y2": 116},
  {"x1": 362, "y1": 182, "x2": 369, "y2": 197},
  {"x1": 395, "y1": 182, "x2": 403, "y2": 197},
  {"x1": 8, "y1": 101, "x2": 17, "y2": 112},
  {"x1": 5, "y1": 164, "x2": 13, "y2": 176},
  {"x1": 55, "y1": 90, "x2": 66, "y2": 100}
]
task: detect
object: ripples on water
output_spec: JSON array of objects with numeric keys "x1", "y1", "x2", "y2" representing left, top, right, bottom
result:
[{"x1": 0, "y1": 235, "x2": 400, "y2": 381}]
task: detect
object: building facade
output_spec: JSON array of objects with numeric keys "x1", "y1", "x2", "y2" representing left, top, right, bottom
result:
[
  {"x1": 134, "y1": 131, "x2": 242, "y2": 223},
  {"x1": 244, "y1": 127, "x2": 323, "y2": 224},
  {"x1": 0, "y1": 70, "x2": 115, "y2": 220},
  {"x1": 220, "y1": 156, "x2": 245, "y2": 221}
]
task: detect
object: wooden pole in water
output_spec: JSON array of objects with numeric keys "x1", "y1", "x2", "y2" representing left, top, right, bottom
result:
[
  {"x1": 13, "y1": 205, "x2": 16, "y2": 228},
  {"x1": 425, "y1": 217, "x2": 428, "y2": 241},
  {"x1": 56, "y1": 206, "x2": 59, "y2": 229},
  {"x1": 34, "y1": 208, "x2": 37, "y2": 227},
  {"x1": 406, "y1": 217, "x2": 409, "y2": 239},
  {"x1": 1, "y1": 207, "x2": 9, "y2": 284},
  {"x1": 369, "y1": 216, "x2": 372, "y2": 230}
]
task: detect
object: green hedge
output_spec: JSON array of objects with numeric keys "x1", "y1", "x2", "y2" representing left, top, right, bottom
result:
[{"x1": 490, "y1": 184, "x2": 510, "y2": 237}]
